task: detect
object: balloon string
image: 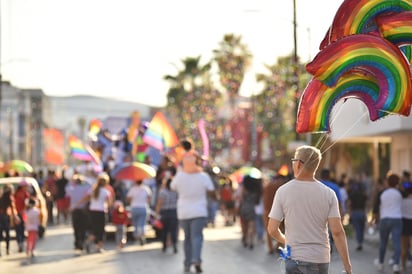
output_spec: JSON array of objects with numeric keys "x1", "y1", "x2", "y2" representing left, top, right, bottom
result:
[{"x1": 320, "y1": 110, "x2": 368, "y2": 155}]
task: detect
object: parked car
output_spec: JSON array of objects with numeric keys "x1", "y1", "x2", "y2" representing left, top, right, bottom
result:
[{"x1": 0, "y1": 176, "x2": 48, "y2": 238}]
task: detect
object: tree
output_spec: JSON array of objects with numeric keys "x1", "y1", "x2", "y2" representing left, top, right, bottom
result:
[
  {"x1": 164, "y1": 56, "x2": 223, "y2": 155},
  {"x1": 213, "y1": 34, "x2": 252, "y2": 107},
  {"x1": 254, "y1": 54, "x2": 309, "y2": 165}
]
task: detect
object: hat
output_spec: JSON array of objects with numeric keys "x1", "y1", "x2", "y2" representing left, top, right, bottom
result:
[{"x1": 18, "y1": 180, "x2": 29, "y2": 187}]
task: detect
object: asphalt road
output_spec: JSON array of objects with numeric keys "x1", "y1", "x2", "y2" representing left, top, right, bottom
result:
[{"x1": 0, "y1": 216, "x2": 406, "y2": 274}]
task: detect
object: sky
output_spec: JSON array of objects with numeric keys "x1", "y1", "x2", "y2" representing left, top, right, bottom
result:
[{"x1": 0, "y1": 0, "x2": 344, "y2": 107}]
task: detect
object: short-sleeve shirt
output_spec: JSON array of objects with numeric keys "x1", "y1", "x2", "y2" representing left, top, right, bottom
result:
[
  {"x1": 89, "y1": 187, "x2": 111, "y2": 212},
  {"x1": 268, "y1": 179, "x2": 340, "y2": 263},
  {"x1": 127, "y1": 184, "x2": 152, "y2": 208},
  {"x1": 170, "y1": 171, "x2": 215, "y2": 220}
]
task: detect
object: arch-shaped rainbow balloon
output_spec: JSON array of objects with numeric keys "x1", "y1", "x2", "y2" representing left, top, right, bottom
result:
[
  {"x1": 296, "y1": 0, "x2": 412, "y2": 134},
  {"x1": 296, "y1": 74, "x2": 380, "y2": 133},
  {"x1": 320, "y1": 0, "x2": 412, "y2": 49}
]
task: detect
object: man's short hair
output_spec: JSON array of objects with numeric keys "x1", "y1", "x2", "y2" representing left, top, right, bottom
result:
[{"x1": 295, "y1": 145, "x2": 322, "y2": 172}]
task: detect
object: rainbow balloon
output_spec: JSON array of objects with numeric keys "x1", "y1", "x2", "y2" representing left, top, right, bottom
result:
[
  {"x1": 296, "y1": 74, "x2": 381, "y2": 133},
  {"x1": 298, "y1": 34, "x2": 412, "y2": 133},
  {"x1": 320, "y1": 0, "x2": 412, "y2": 49},
  {"x1": 377, "y1": 11, "x2": 412, "y2": 46}
]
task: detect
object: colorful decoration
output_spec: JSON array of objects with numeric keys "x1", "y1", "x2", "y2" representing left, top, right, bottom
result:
[
  {"x1": 142, "y1": 112, "x2": 179, "y2": 151},
  {"x1": 320, "y1": 0, "x2": 412, "y2": 49},
  {"x1": 135, "y1": 135, "x2": 149, "y2": 162},
  {"x1": 68, "y1": 135, "x2": 101, "y2": 164},
  {"x1": 297, "y1": 0, "x2": 412, "y2": 134},
  {"x1": 1, "y1": 160, "x2": 34, "y2": 174},
  {"x1": 198, "y1": 119, "x2": 209, "y2": 165},
  {"x1": 88, "y1": 119, "x2": 102, "y2": 137},
  {"x1": 111, "y1": 162, "x2": 156, "y2": 181},
  {"x1": 377, "y1": 11, "x2": 412, "y2": 46},
  {"x1": 277, "y1": 164, "x2": 290, "y2": 177},
  {"x1": 230, "y1": 166, "x2": 262, "y2": 183}
]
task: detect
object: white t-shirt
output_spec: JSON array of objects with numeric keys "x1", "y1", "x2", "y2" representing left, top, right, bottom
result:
[
  {"x1": 269, "y1": 179, "x2": 340, "y2": 264},
  {"x1": 380, "y1": 188, "x2": 403, "y2": 219},
  {"x1": 89, "y1": 187, "x2": 111, "y2": 212},
  {"x1": 170, "y1": 171, "x2": 215, "y2": 220},
  {"x1": 127, "y1": 184, "x2": 152, "y2": 208},
  {"x1": 25, "y1": 207, "x2": 40, "y2": 231},
  {"x1": 402, "y1": 197, "x2": 412, "y2": 219}
]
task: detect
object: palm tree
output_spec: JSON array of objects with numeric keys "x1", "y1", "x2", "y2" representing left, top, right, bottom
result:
[
  {"x1": 213, "y1": 34, "x2": 252, "y2": 107},
  {"x1": 164, "y1": 56, "x2": 223, "y2": 155}
]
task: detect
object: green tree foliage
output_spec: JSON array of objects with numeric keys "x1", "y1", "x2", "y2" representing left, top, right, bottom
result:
[
  {"x1": 254, "y1": 55, "x2": 310, "y2": 164},
  {"x1": 164, "y1": 56, "x2": 223, "y2": 153},
  {"x1": 213, "y1": 34, "x2": 252, "y2": 106}
]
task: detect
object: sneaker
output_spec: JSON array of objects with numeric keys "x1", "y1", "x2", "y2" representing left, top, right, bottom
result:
[
  {"x1": 195, "y1": 265, "x2": 203, "y2": 273},
  {"x1": 388, "y1": 258, "x2": 395, "y2": 265},
  {"x1": 393, "y1": 264, "x2": 401, "y2": 274},
  {"x1": 374, "y1": 258, "x2": 384, "y2": 270}
]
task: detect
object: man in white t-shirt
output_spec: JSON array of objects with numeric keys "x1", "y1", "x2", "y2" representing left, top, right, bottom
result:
[
  {"x1": 267, "y1": 145, "x2": 352, "y2": 274},
  {"x1": 170, "y1": 163, "x2": 215, "y2": 273}
]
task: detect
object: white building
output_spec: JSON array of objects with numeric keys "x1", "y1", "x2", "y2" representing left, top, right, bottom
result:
[{"x1": 326, "y1": 99, "x2": 412, "y2": 180}]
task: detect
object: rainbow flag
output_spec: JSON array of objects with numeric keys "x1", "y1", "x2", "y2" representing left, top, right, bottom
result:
[
  {"x1": 88, "y1": 119, "x2": 102, "y2": 136},
  {"x1": 68, "y1": 135, "x2": 101, "y2": 164},
  {"x1": 142, "y1": 112, "x2": 179, "y2": 151}
]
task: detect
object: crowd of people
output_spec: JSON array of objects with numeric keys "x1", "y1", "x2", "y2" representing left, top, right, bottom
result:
[{"x1": 1, "y1": 136, "x2": 412, "y2": 274}]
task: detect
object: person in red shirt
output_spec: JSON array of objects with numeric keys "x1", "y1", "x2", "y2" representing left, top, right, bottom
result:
[
  {"x1": 14, "y1": 180, "x2": 31, "y2": 252},
  {"x1": 111, "y1": 200, "x2": 129, "y2": 250},
  {"x1": 42, "y1": 169, "x2": 58, "y2": 225}
]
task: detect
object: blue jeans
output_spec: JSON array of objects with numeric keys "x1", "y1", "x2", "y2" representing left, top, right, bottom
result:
[
  {"x1": 180, "y1": 217, "x2": 207, "y2": 267},
  {"x1": 207, "y1": 200, "x2": 219, "y2": 225},
  {"x1": 379, "y1": 218, "x2": 402, "y2": 265},
  {"x1": 131, "y1": 207, "x2": 147, "y2": 238},
  {"x1": 255, "y1": 214, "x2": 264, "y2": 241},
  {"x1": 350, "y1": 210, "x2": 366, "y2": 246},
  {"x1": 15, "y1": 213, "x2": 25, "y2": 246},
  {"x1": 286, "y1": 259, "x2": 329, "y2": 274}
]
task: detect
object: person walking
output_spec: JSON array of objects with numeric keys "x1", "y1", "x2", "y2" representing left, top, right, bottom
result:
[
  {"x1": 73, "y1": 173, "x2": 112, "y2": 253},
  {"x1": 42, "y1": 169, "x2": 58, "y2": 225},
  {"x1": 262, "y1": 173, "x2": 289, "y2": 255},
  {"x1": 25, "y1": 198, "x2": 40, "y2": 258},
  {"x1": 267, "y1": 145, "x2": 353, "y2": 274},
  {"x1": 347, "y1": 179, "x2": 368, "y2": 251},
  {"x1": 238, "y1": 175, "x2": 263, "y2": 250},
  {"x1": 155, "y1": 165, "x2": 178, "y2": 253},
  {"x1": 373, "y1": 173, "x2": 403, "y2": 273},
  {"x1": 14, "y1": 180, "x2": 31, "y2": 252},
  {"x1": 0, "y1": 184, "x2": 20, "y2": 256},
  {"x1": 171, "y1": 153, "x2": 215, "y2": 273},
  {"x1": 55, "y1": 169, "x2": 70, "y2": 224},
  {"x1": 126, "y1": 179, "x2": 152, "y2": 245},
  {"x1": 111, "y1": 200, "x2": 129, "y2": 250},
  {"x1": 66, "y1": 174, "x2": 92, "y2": 251},
  {"x1": 401, "y1": 185, "x2": 412, "y2": 271}
]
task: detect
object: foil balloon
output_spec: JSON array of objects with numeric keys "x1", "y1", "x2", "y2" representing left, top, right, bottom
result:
[
  {"x1": 320, "y1": 0, "x2": 412, "y2": 49},
  {"x1": 298, "y1": 34, "x2": 412, "y2": 133},
  {"x1": 296, "y1": 73, "x2": 381, "y2": 133},
  {"x1": 376, "y1": 11, "x2": 412, "y2": 46}
]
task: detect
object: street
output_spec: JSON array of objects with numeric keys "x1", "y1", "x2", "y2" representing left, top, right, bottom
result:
[{"x1": 0, "y1": 216, "x2": 399, "y2": 273}]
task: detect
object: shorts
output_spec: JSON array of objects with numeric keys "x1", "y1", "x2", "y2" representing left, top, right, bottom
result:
[
  {"x1": 56, "y1": 197, "x2": 70, "y2": 210},
  {"x1": 402, "y1": 218, "x2": 412, "y2": 236}
]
